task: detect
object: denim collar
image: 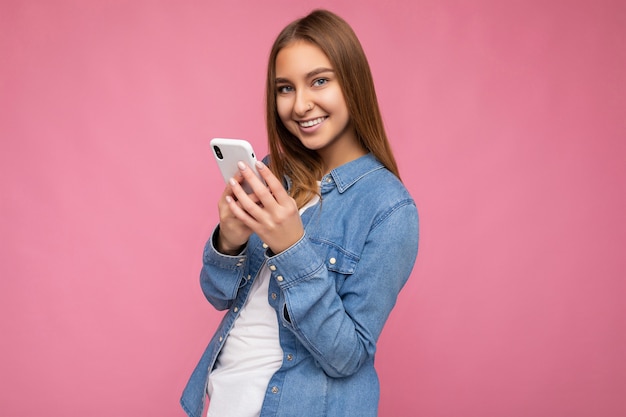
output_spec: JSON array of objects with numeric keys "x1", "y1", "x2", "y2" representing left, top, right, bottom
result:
[{"x1": 321, "y1": 153, "x2": 384, "y2": 194}]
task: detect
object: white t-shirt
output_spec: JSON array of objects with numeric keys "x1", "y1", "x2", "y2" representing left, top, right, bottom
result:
[{"x1": 207, "y1": 194, "x2": 319, "y2": 417}]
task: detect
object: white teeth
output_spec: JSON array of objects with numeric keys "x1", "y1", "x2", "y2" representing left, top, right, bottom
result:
[{"x1": 299, "y1": 117, "x2": 325, "y2": 128}]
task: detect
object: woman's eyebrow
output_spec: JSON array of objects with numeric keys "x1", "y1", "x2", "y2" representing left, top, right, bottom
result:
[
  {"x1": 275, "y1": 67, "x2": 335, "y2": 84},
  {"x1": 306, "y1": 67, "x2": 334, "y2": 78}
]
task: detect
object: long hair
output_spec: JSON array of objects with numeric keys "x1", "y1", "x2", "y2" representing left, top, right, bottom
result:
[{"x1": 265, "y1": 9, "x2": 400, "y2": 208}]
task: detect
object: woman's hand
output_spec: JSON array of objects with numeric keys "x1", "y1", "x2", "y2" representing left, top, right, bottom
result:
[
  {"x1": 216, "y1": 170, "x2": 256, "y2": 255},
  {"x1": 225, "y1": 160, "x2": 304, "y2": 254}
]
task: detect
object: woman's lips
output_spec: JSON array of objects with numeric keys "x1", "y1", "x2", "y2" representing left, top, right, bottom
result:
[{"x1": 298, "y1": 116, "x2": 326, "y2": 128}]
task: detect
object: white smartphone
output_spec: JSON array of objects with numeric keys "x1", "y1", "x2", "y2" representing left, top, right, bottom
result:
[{"x1": 210, "y1": 138, "x2": 264, "y2": 194}]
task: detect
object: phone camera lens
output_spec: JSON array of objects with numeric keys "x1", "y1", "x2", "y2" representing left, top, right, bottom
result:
[{"x1": 213, "y1": 146, "x2": 223, "y2": 160}]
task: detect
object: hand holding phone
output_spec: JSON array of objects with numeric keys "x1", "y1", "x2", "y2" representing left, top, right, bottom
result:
[
  {"x1": 212, "y1": 138, "x2": 305, "y2": 255},
  {"x1": 211, "y1": 138, "x2": 264, "y2": 194}
]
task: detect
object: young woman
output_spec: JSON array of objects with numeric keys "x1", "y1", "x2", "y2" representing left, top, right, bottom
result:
[{"x1": 181, "y1": 9, "x2": 419, "y2": 417}]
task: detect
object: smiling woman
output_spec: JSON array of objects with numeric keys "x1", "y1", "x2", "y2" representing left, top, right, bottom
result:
[
  {"x1": 180, "y1": 8, "x2": 419, "y2": 417},
  {"x1": 275, "y1": 41, "x2": 362, "y2": 172},
  {"x1": 265, "y1": 9, "x2": 401, "y2": 209}
]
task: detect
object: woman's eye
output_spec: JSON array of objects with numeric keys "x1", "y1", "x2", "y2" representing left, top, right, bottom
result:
[
  {"x1": 277, "y1": 85, "x2": 293, "y2": 94},
  {"x1": 313, "y1": 78, "x2": 328, "y2": 87}
]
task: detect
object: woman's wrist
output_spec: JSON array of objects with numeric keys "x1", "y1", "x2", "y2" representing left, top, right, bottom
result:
[
  {"x1": 214, "y1": 228, "x2": 246, "y2": 255},
  {"x1": 217, "y1": 240, "x2": 245, "y2": 256}
]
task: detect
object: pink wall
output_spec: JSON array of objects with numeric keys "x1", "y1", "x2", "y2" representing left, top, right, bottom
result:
[{"x1": 1, "y1": 1, "x2": 624, "y2": 416}]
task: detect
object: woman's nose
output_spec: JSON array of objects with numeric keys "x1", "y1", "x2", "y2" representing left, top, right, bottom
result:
[{"x1": 294, "y1": 92, "x2": 312, "y2": 116}]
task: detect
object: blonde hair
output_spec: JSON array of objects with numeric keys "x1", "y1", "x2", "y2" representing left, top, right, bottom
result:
[{"x1": 265, "y1": 9, "x2": 400, "y2": 207}]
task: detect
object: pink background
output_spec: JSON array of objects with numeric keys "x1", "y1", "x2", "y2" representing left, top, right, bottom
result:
[{"x1": 1, "y1": 1, "x2": 624, "y2": 416}]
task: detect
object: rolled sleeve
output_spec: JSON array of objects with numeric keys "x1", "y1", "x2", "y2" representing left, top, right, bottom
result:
[{"x1": 200, "y1": 226, "x2": 249, "y2": 310}]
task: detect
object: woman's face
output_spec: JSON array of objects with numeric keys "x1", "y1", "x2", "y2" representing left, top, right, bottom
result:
[{"x1": 275, "y1": 41, "x2": 362, "y2": 170}]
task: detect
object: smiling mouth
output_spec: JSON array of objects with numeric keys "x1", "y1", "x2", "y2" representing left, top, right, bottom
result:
[{"x1": 299, "y1": 117, "x2": 326, "y2": 128}]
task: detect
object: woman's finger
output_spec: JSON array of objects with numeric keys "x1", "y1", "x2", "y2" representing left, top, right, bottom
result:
[
  {"x1": 233, "y1": 161, "x2": 278, "y2": 208},
  {"x1": 228, "y1": 177, "x2": 266, "y2": 222},
  {"x1": 253, "y1": 161, "x2": 293, "y2": 204}
]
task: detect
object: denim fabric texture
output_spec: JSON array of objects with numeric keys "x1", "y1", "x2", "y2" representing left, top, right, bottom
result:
[{"x1": 181, "y1": 153, "x2": 419, "y2": 417}]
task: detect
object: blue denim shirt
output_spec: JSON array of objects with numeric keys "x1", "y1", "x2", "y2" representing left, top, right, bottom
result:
[{"x1": 181, "y1": 153, "x2": 419, "y2": 417}]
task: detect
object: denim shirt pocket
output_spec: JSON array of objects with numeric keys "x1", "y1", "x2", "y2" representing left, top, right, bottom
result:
[{"x1": 310, "y1": 238, "x2": 360, "y2": 291}]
